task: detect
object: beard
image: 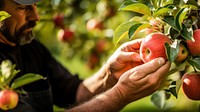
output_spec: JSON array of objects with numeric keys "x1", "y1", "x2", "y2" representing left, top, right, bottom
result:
[{"x1": 0, "y1": 21, "x2": 36, "y2": 46}]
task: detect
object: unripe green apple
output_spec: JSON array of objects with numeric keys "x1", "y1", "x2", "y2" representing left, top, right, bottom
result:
[
  {"x1": 187, "y1": 29, "x2": 200, "y2": 56},
  {"x1": 182, "y1": 72, "x2": 200, "y2": 100},
  {"x1": 175, "y1": 44, "x2": 189, "y2": 63},
  {"x1": 0, "y1": 90, "x2": 19, "y2": 110},
  {"x1": 140, "y1": 33, "x2": 171, "y2": 63}
]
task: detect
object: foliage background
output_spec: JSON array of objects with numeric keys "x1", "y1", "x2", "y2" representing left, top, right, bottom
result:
[{"x1": 32, "y1": 0, "x2": 200, "y2": 111}]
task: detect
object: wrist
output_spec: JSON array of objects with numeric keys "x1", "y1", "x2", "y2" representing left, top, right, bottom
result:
[
  {"x1": 94, "y1": 87, "x2": 128, "y2": 111},
  {"x1": 79, "y1": 64, "x2": 118, "y2": 98},
  {"x1": 101, "y1": 64, "x2": 118, "y2": 88}
]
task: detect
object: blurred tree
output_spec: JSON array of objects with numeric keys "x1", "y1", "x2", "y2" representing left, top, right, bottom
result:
[{"x1": 34, "y1": 0, "x2": 131, "y2": 70}]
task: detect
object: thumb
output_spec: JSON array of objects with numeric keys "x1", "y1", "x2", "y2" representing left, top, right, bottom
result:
[{"x1": 133, "y1": 57, "x2": 166, "y2": 75}]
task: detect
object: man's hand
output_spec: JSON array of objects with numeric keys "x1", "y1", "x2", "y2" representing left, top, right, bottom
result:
[
  {"x1": 113, "y1": 57, "x2": 171, "y2": 103},
  {"x1": 106, "y1": 39, "x2": 144, "y2": 79},
  {"x1": 76, "y1": 39, "x2": 144, "y2": 102}
]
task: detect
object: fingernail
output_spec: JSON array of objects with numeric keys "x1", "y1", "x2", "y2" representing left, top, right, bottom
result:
[{"x1": 158, "y1": 58, "x2": 165, "y2": 66}]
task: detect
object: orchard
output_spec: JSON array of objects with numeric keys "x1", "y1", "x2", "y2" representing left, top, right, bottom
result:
[
  {"x1": 34, "y1": 0, "x2": 200, "y2": 111},
  {"x1": 1, "y1": 0, "x2": 200, "y2": 111}
]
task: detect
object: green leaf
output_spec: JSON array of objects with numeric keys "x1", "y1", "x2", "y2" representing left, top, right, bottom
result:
[
  {"x1": 129, "y1": 16, "x2": 148, "y2": 22},
  {"x1": 163, "y1": 16, "x2": 179, "y2": 31},
  {"x1": 150, "y1": 0, "x2": 173, "y2": 9},
  {"x1": 161, "y1": 0, "x2": 174, "y2": 7},
  {"x1": 0, "y1": 11, "x2": 11, "y2": 22},
  {"x1": 113, "y1": 21, "x2": 139, "y2": 45},
  {"x1": 11, "y1": 73, "x2": 46, "y2": 89},
  {"x1": 5, "y1": 69, "x2": 20, "y2": 86},
  {"x1": 180, "y1": 24, "x2": 193, "y2": 40},
  {"x1": 176, "y1": 79, "x2": 182, "y2": 96},
  {"x1": 128, "y1": 23, "x2": 143, "y2": 39},
  {"x1": 0, "y1": 60, "x2": 21, "y2": 86},
  {"x1": 150, "y1": 0, "x2": 159, "y2": 9},
  {"x1": 176, "y1": 61, "x2": 187, "y2": 71},
  {"x1": 119, "y1": 1, "x2": 151, "y2": 16},
  {"x1": 187, "y1": 0, "x2": 199, "y2": 7},
  {"x1": 153, "y1": 4, "x2": 174, "y2": 17},
  {"x1": 188, "y1": 57, "x2": 200, "y2": 71},
  {"x1": 169, "y1": 28, "x2": 180, "y2": 39},
  {"x1": 165, "y1": 40, "x2": 180, "y2": 62},
  {"x1": 198, "y1": 0, "x2": 200, "y2": 6},
  {"x1": 168, "y1": 81, "x2": 181, "y2": 98},
  {"x1": 169, "y1": 87, "x2": 177, "y2": 98},
  {"x1": 1, "y1": 60, "x2": 13, "y2": 80},
  {"x1": 175, "y1": 7, "x2": 190, "y2": 30},
  {"x1": 129, "y1": 23, "x2": 151, "y2": 40},
  {"x1": 151, "y1": 90, "x2": 166, "y2": 109}
]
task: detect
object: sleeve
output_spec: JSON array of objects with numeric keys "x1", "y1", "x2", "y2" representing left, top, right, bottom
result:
[
  {"x1": 33, "y1": 40, "x2": 83, "y2": 107},
  {"x1": 47, "y1": 57, "x2": 83, "y2": 107}
]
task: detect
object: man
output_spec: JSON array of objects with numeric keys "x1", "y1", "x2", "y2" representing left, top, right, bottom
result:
[{"x1": 0, "y1": 0, "x2": 171, "y2": 112}]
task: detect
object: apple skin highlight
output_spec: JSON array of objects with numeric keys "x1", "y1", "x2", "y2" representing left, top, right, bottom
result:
[{"x1": 182, "y1": 73, "x2": 200, "y2": 100}]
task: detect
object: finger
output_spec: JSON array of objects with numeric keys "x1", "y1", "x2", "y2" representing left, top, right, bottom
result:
[
  {"x1": 144, "y1": 61, "x2": 171, "y2": 91},
  {"x1": 132, "y1": 57, "x2": 166, "y2": 76},
  {"x1": 118, "y1": 52, "x2": 142, "y2": 62},
  {"x1": 121, "y1": 39, "x2": 143, "y2": 52},
  {"x1": 150, "y1": 61, "x2": 171, "y2": 80}
]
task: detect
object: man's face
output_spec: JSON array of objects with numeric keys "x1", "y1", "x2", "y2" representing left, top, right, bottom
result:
[{"x1": 0, "y1": 0, "x2": 39, "y2": 45}]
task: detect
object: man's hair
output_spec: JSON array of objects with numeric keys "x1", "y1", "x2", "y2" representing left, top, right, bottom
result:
[{"x1": 0, "y1": 0, "x2": 4, "y2": 9}]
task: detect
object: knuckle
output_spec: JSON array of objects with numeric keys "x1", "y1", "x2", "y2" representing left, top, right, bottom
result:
[{"x1": 130, "y1": 69, "x2": 146, "y2": 81}]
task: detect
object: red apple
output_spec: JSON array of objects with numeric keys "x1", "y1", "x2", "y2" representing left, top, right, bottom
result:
[
  {"x1": 0, "y1": 90, "x2": 19, "y2": 110},
  {"x1": 182, "y1": 72, "x2": 200, "y2": 100},
  {"x1": 53, "y1": 13, "x2": 65, "y2": 28},
  {"x1": 187, "y1": 29, "x2": 200, "y2": 56},
  {"x1": 86, "y1": 18, "x2": 103, "y2": 31},
  {"x1": 140, "y1": 33, "x2": 171, "y2": 63},
  {"x1": 57, "y1": 28, "x2": 74, "y2": 42},
  {"x1": 175, "y1": 44, "x2": 189, "y2": 63}
]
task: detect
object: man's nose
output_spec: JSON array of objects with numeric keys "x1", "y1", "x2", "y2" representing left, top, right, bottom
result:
[{"x1": 26, "y1": 5, "x2": 40, "y2": 21}]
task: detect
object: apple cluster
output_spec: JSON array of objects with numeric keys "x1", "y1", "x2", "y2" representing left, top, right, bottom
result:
[
  {"x1": 182, "y1": 29, "x2": 200, "y2": 100},
  {"x1": 139, "y1": 28, "x2": 200, "y2": 100}
]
